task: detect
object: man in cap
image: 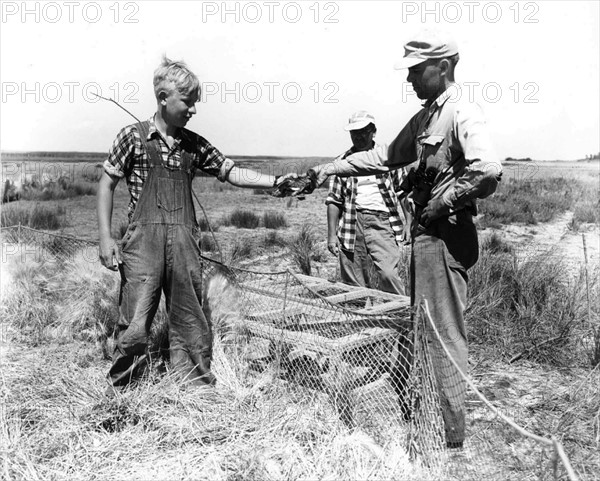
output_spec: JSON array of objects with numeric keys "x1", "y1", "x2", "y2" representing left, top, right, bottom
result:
[
  {"x1": 326, "y1": 111, "x2": 409, "y2": 295},
  {"x1": 293, "y1": 30, "x2": 502, "y2": 449}
]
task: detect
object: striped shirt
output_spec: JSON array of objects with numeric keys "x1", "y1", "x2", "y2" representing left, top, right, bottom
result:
[
  {"x1": 103, "y1": 116, "x2": 235, "y2": 217},
  {"x1": 326, "y1": 144, "x2": 406, "y2": 252}
]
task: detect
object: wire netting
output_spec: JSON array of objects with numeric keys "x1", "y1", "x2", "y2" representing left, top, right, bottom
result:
[
  {"x1": 1, "y1": 225, "x2": 584, "y2": 480},
  {"x1": 200, "y1": 255, "x2": 580, "y2": 480}
]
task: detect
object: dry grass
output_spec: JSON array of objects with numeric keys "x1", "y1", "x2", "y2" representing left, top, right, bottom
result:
[
  {"x1": 2, "y1": 241, "x2": 599, "y2": 480},
  {"x1": 1, "y1": 250, "x2": 436, "y2": 481}
]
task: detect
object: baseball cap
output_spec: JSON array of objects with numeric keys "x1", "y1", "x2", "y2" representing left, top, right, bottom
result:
[
  {"x1": 394, "y1": 30, "x2": 458, "y2": 70},
  {"x1": 344, "y1": 110, "x2": 376, "y2": 131}
]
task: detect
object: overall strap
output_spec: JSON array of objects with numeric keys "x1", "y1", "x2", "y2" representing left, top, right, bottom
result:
[
  {"x1": 136, "y1": 121, "x2": 163, "y2": 167},
  {"x1": 178, "y1": 130, "x2": 196, "y2": 174}
]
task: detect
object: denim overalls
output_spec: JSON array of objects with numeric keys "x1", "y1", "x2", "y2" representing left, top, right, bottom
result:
[{"x1": 109, "y1": 121, "x2": 215, "y2": 387}]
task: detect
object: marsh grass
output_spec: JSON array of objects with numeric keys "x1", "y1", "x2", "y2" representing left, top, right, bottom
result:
[
  {"x1": 570, "y1": 199, "x2": 600, "y2": 231},
  {"x1": 2, "y1": 238, "x2": 599, "y2": 480},
  {"x1": 197, "y1": 214, "x2": 218, "y2": 232},
  {"x1": 229, "y1": 237, "x2": 255, "y2": 263},
  {"x1": 467, "y1": 234, "x2": 597, "y2": 366},
  {"x1": 222, "y1": 209, "x2": 260, "y2": 229},
  {"x1": 20, "y1": 176, "x2": 97, "y2": 201},
  {"x1": 263, "y1": 211, "x2": 288, "y2": 229},
  {"x1": 478, "y1": 176, "x2": 592, "y2": 227},
  {"x1": 0, "y1": 204, "x2": 68, "y2": 230},
  {"x1": 289, "y1": 223, "x2": 319, "y2": 275}
]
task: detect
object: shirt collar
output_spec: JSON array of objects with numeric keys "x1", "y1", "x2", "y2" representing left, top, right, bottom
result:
[
  {"x1": 422, "y1": 84, "x2": 456, "y2": 111},
  {"x1": 147, "y1": 114, "x2": 182, "y2": 147}
]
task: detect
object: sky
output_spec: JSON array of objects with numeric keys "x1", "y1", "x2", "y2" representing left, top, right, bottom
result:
[{"x1": 1, "y1": 0, "x2": 599, "y2": 161}]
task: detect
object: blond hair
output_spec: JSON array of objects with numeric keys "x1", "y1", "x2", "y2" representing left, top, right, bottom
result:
[{"x1": 153, "y1": 55, "x2": 200, "y2": 99}]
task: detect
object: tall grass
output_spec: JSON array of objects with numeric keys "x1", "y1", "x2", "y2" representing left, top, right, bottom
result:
[
  {"x1": 20, "y1": 176, "x2": 96, "y2": 201},
  {"x1": 569, "y1": 198, "x2": 600, "y2": 231},
  {"x1": 289, "y1": 223, "x2": 319, "y2": 275},
  {"x1": 466, "y1": 234, "x2": 597, "y2": 366},
  {"x1": 1, "y1": 204, "x2": 68, "y2": 230},
  {"x1": 478, "y1": 177, "x2": 588, "y2": 227}
]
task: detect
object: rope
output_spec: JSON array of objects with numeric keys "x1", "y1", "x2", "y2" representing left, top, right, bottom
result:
[{"x1": 419, "y1": 299, "x2": 579, "y2": 480}]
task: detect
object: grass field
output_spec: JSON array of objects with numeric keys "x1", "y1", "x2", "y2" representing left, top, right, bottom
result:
[{"x1": 1, "y1": 155, "x2": 599, "y2": 480}]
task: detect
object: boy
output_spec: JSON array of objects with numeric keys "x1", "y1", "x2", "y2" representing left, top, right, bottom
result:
[{"x1": 98, "y1": 57, "x2": 281, "y2": 390}]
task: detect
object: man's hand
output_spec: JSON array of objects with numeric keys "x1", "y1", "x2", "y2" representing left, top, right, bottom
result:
[
  {"x1": 420, "y1": 197, "x2": 451, "y2": 227},
  {"x1": 327, "y1": 236, "x2": 339, "y2": 256},
  {"x1": 271, "y1": 173, "x2": 302, "y2": 198},
  {"x1": 310, "y1": 164, "x2": 335, "y2": 190},
  {"x1": 99, "y1": 236, "x2": 121, "y2": 271}
]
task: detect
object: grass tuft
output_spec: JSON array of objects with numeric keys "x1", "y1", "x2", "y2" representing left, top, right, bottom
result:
[
  {"x1": 223, "y1": 209, "x2": 260, "y2": 229},
  {"x1": 289, "y1": 223, "x2": 318, "y2": 275},
  {"x1": 263, "y1": 211, "x2": 288, "y2": 229}
]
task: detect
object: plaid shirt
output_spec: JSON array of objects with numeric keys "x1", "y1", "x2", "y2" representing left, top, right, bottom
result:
[
  {"x1": 326, "y1": 144, "x2": 406, "y2": 252},
  {"x1": 104, "y1": 115, "x2": 235, "y2": 217}
]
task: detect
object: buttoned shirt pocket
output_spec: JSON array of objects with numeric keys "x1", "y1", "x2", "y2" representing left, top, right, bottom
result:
[
  {"x1": 156, "y1": 178, "x2": 184, "y2": 212},
  {"x1": 417, "y1": 134, "x2": 445, "y2": 169}
]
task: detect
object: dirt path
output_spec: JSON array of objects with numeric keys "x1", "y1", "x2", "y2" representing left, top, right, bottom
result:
[{"x1": 485, "y1": 212, "x2": 600, "y2": 274}]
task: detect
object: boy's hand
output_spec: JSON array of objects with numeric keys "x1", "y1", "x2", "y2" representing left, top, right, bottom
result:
[
  {"x1": 99, "y1": 236, "x2": 121, "y2": 271},
  {"x1": 289, "y1": 168, "x2": 319, "y2": 197},
  {"x1": 327, "y1": 236, "x2": 339, "y2": 256},
  {"x1": 272, "y1": 173, "x2": 314, "y2": 199}
]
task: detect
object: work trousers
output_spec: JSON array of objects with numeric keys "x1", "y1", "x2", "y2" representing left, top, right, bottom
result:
[
  {"x1": 339, "y1": 210, "x2": 405, "y2": 295},
  {"x1": 392, "y1": 210, "x2": 478, "y2": 444}
]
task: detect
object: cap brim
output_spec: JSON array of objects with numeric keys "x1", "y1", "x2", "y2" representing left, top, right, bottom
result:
[
  {"x1": 394, "y1": 56, "x2": 427, "y2": 70},
  {"x1": 344, "y1": 120, "x2": 371, "y2": 131}
]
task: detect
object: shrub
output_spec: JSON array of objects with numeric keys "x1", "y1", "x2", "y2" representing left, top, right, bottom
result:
[
  {"x1": 227, "y1": 209, "x2": 260, "y2": 229},
  {"x1": 263, "y1": 211, "x2": 288, "y2": 229},
  {"x1": 0, "y1": 204, "x2": 68, "y2": 230}
]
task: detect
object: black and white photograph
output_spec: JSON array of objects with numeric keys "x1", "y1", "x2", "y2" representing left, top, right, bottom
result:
[{"x1": 1, "y1": 1, "x2": 599, "y2": 480}]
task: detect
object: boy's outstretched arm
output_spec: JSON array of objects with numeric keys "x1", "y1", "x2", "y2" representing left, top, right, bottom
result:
[
  {"x1": 226, "y1": 166, "x2": 297, "y2": 190},
  {"x1": 97, "y1": 172, "x2": 121, "y2": 271},
  {"x1": 225, "y1": 166, "x2": 275, "y2": 188}
]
